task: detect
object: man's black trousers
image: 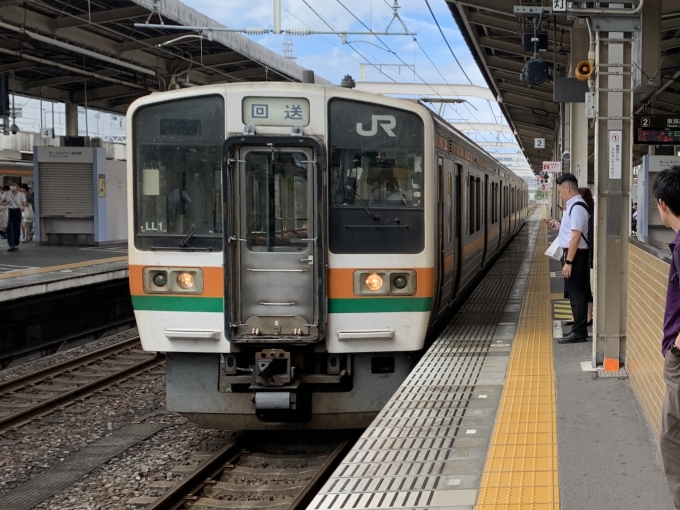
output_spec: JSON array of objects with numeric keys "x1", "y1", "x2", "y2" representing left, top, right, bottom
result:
[{"x1": 562, "y1": 249, "x2": 590, "y2": 337}]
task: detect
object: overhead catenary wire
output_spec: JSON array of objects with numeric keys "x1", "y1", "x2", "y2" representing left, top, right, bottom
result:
[
  {"x1": 423, "y1": 0, "x2": 472, "y2": 85},
  {"x1": 300, "y1": 0, "x2": 399, "y2": 82},
  {"x1": 335, "y1": 0, "x2": 511, "y2": 152}
]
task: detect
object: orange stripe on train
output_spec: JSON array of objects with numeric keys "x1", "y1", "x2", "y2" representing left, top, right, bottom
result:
[{"x1": 128, "y1": 265, "x2": 224, "y2": 297}]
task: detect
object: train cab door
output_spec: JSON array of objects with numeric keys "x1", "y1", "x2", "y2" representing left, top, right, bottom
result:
[{"x1": 224, "y1": 138, "x2": 325, "y2": 344}]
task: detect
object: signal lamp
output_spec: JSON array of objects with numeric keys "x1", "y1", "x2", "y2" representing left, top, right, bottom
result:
[
  {"x1": 152, "y1": 273, "x2": 167, "y2": 287},
  {"x1": 365, "y1": 273, "x2": 383, "y2": 291},
  {"x1": 393, "y1": 276, "x2": 408, "y2": 289},
  {"x1": 177, "y1": 272, "x2": 195, "y2": 289}
]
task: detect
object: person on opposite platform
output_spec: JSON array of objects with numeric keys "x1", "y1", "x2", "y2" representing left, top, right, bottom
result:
[
  {"x1": 0, "y1": 180, "x2": 26, "y2": 252},
  {"x1": 655, "y1": 166, "x2": 680, "y2": 509},
  {"x1": 545, "y1": 173, "x2": 591, "y2": 344}
]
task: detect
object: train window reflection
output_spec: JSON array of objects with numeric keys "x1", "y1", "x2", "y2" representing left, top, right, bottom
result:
[
  {"x1": 244, "y1": 151, "x2": 308, "y2": 252},
  {"x1": 133, "y1": 95, "x2": 224, "y2": 243},
  {"x1": 330, "y1": 151, "x2": 423, "y2": 208}
]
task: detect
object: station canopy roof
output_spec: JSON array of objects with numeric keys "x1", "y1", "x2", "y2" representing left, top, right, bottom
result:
[
  {"x1": 447, "y1": 0, "x2": 680, "y2": 175},
  {"x1": 0, "y1": 0, "x2": 330, "y2": 113}
]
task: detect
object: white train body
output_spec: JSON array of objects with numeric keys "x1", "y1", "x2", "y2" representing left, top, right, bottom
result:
[{"x1": 127, "y1": 83, "x2": 527, "y2": 429}]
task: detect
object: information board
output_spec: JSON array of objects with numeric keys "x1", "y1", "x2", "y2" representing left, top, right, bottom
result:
[{"x1": 635, "y1": 115, "x2": 680, "y2": 145}]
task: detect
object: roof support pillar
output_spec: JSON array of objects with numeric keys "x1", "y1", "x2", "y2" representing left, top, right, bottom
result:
[
  {"x1": 65, "y1": 101, "x2": 78, "y2": 137},
  {"x1": 570, "y1": 23, "x2": 590, "y2": 186},
  {"x1": 593, "y1": 22, "x2": 635, "y2": 371}
]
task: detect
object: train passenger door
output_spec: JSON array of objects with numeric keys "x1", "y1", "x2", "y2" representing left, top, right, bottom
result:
[
  {"x1": 437, "y1": 158, "x2": 456, "y2": 314},
  {"x1": 224, "y1": 139, "x2": 324, "y2": 344},
  {"x1": 482, "y1": 174, "x2": 489, "y2": 265}
]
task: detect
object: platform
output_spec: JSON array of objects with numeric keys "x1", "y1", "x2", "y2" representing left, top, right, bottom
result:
[
  {"x1": 310, "y1": 209, "x2": 673, "y2": 510},
  {"x1": 0, "y1": 241, "x2": 127, "y2": 302}
]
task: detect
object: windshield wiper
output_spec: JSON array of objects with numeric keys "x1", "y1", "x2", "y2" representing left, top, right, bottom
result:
[
  {"x1": 179, "y1": 207, "x2": 216, "y2": 247},
  {"x1": 344, "y1": 185, "x2": 379, "y2": 221}
]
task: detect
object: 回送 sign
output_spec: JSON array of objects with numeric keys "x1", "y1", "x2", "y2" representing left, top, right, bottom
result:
[{"x1": 242, "y1": 97, "x2": 310, "y2": 127}]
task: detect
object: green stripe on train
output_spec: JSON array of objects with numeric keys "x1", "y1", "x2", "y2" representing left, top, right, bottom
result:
[
  {"x1": 329, "y1": 297, "x2": 432, "y2": 313},
  {"x1": 132, "y1": 295, "x2": 223, "y2": 312}
]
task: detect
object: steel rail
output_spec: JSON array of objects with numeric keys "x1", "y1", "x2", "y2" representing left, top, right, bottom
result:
[
  {"x1": 0, "y1": 353, "x2": 164, "y2": 433},
  {"x1": 144, "y1": 433, "x2": 250, "y2": 510},
  {"x1": 286, "y1": 436, "x2": 357, "y2": 510},
  {"x1": 145, "y1": 432, "x2": 358, "y2": 510},
  {"x1": 0, "y1": 337, "x2": 141, "y2": 393}
]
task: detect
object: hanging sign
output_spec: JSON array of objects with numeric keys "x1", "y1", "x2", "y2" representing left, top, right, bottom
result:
[
  {"x1": 542, "y1": 161, "x2": 561, "y2": 173},
  {"x1": 552, "y1": 0, "x2": 567, "y2": 12}
]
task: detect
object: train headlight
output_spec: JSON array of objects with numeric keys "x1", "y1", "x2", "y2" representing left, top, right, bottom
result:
[
  {"x1": 176, "y1": 272, "x2": 195, "y2": 289},
  {"x1": 353, "y1": 270, "x2": 417, "y2": 296},
  {"x1": 365, "y1": 273, "x2": 383, "y2": 291},
  {"x1": 143, "y1": 267, "x2": 204, "y2": 294}
]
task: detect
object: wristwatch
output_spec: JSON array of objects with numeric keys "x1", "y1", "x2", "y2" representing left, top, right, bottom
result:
[
  {"x1": 564, "y1": 260, "x2": 572, "y2": 265},
  {"x1": 671, "y1": 344, "x2": 680, "y2": 358}
]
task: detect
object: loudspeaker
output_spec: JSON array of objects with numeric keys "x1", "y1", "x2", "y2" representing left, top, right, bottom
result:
[{"x1": 575, "y1": 60, "x2": 594, "y2": 81}]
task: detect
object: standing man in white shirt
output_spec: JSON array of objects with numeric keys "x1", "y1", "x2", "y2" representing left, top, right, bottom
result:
[
  {"x1": 547, "y1": 173, "x2": 591, "y2": 343},
  {"x1": 0, "y1": 180, "x2": 26, "y2": 252}
]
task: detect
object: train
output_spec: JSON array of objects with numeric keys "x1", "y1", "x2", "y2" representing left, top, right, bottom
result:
[{"x1": 126, "y1": 82, "x2": 528, "y2": 429}]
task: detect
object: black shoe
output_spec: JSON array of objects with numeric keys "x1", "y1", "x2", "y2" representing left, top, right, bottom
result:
[
  {"x1": 7, "y1": 247, "x2": 15, "y2": 252},
  {"x1": 558, "y1": 332, "x2": 589, "y2": 344}
]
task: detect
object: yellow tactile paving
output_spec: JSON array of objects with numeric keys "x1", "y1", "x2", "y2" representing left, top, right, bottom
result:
[
  {"x1": 0, "y1": 256, "x2": 126, "y2": 280},
  {"x1": 553, "y1": 299, "x2": 572, "y2": 320},
  {"x1": 476, "y1": 209, "x2": 560, "y2": 510}
]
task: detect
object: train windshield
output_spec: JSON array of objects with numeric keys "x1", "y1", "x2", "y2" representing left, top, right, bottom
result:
[
  {"x1": 328, "y1": 99, "x2": 424, "y2": 253},
  {"x1": 133, "y1": 95, "x2": 224, "y2": 250}
]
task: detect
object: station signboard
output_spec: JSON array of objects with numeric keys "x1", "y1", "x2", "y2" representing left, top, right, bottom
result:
[{"x1": 635, "y1": 115, "x2": 680, "y2": 145}]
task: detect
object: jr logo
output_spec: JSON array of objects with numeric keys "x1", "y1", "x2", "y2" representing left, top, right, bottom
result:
[{"x1": 356, "y1": 115, "x2": 397, "y2": 137}]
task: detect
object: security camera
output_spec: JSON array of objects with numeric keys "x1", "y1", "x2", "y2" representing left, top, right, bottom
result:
[
  {"x1": 9, "y1": 122, "x2": 19, "y2": 134},
  {"x1": 561, "y1": 150, "x2": 570, "y2": 161}
]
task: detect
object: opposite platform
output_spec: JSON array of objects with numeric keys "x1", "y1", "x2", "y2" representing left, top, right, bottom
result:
[{"x1": 0, "y1": 241, "x2": 127, "y2": 302}]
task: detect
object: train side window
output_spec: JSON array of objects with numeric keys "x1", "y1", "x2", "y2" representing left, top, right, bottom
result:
[
  {"x1": 468, "y1": 175, "x2": 475, "y2": 235},
  {"x1": 447, "y1": 171, "x2": 452, "y2": 243},
  {"x1": 492, "y1": 182, "x2": 497, "y2": 224},
  {"x1": 475, "y1": 177, "x2": 481, "y2": 233}
]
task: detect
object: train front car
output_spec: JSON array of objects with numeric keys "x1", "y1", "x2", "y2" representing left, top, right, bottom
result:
[{"x1": 127, "y1": 84, "x2": 435, "y2": 429}]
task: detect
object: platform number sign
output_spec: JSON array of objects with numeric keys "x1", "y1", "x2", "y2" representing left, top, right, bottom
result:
[
  {"x1": 553, "y1": 0, "x2": 566, "y2": 12},
  {"x1": 640, "y1": 118, "x2": 651, "y2": 127},
  {"x1": 534, "y1": 138, "x2": 545, "y2": 149},
  {"x1": 40, "y1": 127, "x2": 54, "y2": 139}
]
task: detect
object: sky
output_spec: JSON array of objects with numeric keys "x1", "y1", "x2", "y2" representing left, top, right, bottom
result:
[
  {"x1": 181, "y1": 0, "x2": 532, "y2": 179},
  {"x1": 7, "y1": 0, "x2": 533, "y2": 181}
]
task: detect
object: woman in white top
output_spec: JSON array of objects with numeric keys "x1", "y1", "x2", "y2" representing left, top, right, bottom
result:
[{"x1": 0, "y1": 180, "x2": 26, "y2": 251}]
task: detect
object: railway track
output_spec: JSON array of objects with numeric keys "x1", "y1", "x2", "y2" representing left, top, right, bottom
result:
[
  {"x1": 145, "y1": 431, "x2": 358, "y2": 510},
  {"x1": 0, "y1": 336, "x2": 164, "y2": 433}
]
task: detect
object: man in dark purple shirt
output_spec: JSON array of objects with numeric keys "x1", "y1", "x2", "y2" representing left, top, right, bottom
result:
[{"x1": 655, "y1": 166, "x2": 680, "y2": 509}]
